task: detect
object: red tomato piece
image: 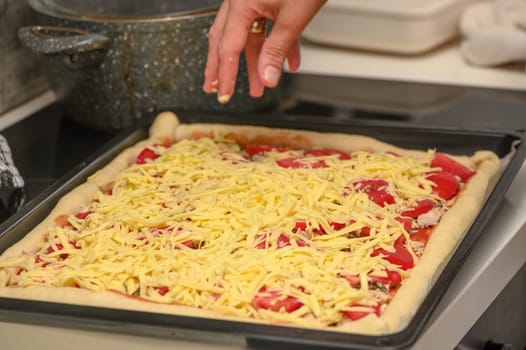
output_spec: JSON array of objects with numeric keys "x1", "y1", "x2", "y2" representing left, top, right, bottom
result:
[
  {"x1": 294, "y1": 221, "x2": 307, "y2": 231},
  {"x1": 136, "y1": 148, "x2": 159, "y2": 164},
  {"x1": 256, "y1": 233, "x2": 307, "y2": 249},
  {"x1": 431, "y1": 152, "x2": 475, "y2": 181},
  {"x1": 371, "y1": 239, "x2": 414, "y2": 271},
  {"x1": 410, "y1": 227, "x2": 433, "y2": 245},
  {"x1": 353, "y1": 179, "x2": 395, "y2": 207},
  {"x1": 154, "y1": 286, "x2": 169, "y2": 296},
  {"x1": 343, "y1": 303, "x2": 382, "y2": 321},
  {"x1": 276, "y1": 158, "x2": 307, "y2": 169},
  {"x1": 354, "y1": 179, "x2": 389, "y2": 192},
  {"x1": 401, "y1": 199, "x2": 435, "y2": 219},
  {"x1": 344, "y1": 274, "x2": 362, "y2": 287},
  {"x1": 181, "y1": 240, "x2": 195, "y2": 249},
  {"x1": 47, "y1": 243, "x2": 69, "y2": 259},
  {"x1": 394, "y1": 234, "x2": 406, "y2": 246},
  {"x1": 313, "y1": 221, "x2": 346, "y2": 235},
  {"x1": 54, "y1": 214, "x2": 70, "y2": 228},
  {"x1": 277, "y1": 234, "x2": 291, "y2": 248},
  {"x1": 295, "y1": 221, "x2": 346, "y2": 235},
  {"x1": 75, "y1": 210, "x2": 92, "y2": 220},
  {"x1": 348, "y1": 219, "x2": 371, "y2": 236},
  {"x1": 329, "y1": 221, "x2": 347, "y2": 231},
  {"x1": 276, "y1": 158, "x2": 327, "y2": 169},
  {"x1": 245, "y1": 145, "x2": 288, "y2": 155},
  {"x1": 251, "y1": 288, "x2": 303, "y2": 313},
  {"x1": 427, "y1": 171, "x2": 459, "y2": 200},
  {"x1": 368, "y1": 190, "x2": 396, "y2": 207},
  {"x1": 369, "y1": 270, "x2": 402, "y2": 286},
  {"x1": 360, "y1": 227, "x2": 371, "y2": 236},
  {"x1": 395, "y1": 216, "x2": 413, "y2": 232},
  {"x1": 68, "y1": 240, "x2": 81, "y2": 249},
  {"x1": 303, "y1": 149, "x2": 351, "y2": 160}
]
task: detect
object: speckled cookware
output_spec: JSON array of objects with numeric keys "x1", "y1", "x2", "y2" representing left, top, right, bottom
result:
[{"x1": 19, "y1": 0, "x2": 279, "y2": 131}]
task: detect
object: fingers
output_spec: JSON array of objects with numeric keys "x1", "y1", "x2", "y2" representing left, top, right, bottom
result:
[
  {"x1": 215, "y1": 3, "x2": 254, "y2": 104},
  {"x1": 258, "y1": 1, "x2": 326, "y2": 88},
  {"x1": 203, "y1": 1, "x2": 230, "y2": 95},
  {"x1": 245, "y1": 31, "x2": 266, "y2": 98},
  {"x1": 287, "y1": 39, "x2": 301, "y2": 72},
  {"x1": 203, "y1": 0, "x2": 327, "y2": 104}
]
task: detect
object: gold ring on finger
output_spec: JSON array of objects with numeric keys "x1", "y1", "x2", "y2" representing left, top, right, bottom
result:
[{"x1": 248, "y1": 18, "x2": 267, "y2": 34}]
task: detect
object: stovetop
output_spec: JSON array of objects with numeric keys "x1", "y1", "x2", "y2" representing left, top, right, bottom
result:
[{"x1": 1, "y1": 74, "x2": 526, "y2": 223}]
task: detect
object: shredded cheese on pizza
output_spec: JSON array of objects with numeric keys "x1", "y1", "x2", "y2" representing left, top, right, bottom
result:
[{"x1": 0, "y1": 137, "x2": 474, "y2": 327}]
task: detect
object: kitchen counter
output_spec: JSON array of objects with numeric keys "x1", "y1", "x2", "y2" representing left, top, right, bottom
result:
[{"x1": 298, "y1": 40, "x2": 526, "y2": 91}]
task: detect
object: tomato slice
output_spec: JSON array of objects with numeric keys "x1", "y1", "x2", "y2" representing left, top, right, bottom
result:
[
  {"x1": 245, "y1": 145, "x2": 288, "y2": 155},
  {"x1": 427, "y1": 171, "x2": 459, "y2": 200},
  {"x1": 368, "y1": 190, "x2": 395, "y2": 207},
  {"x1": 410, "y1": 227, "x2": 433, "y2": 245},
  {"x1": 431, "y1": 153, "x2": 475, "y2": 181},
  {"x1": 154, "y1": 286, "x2": 169, "y2": 296},
  {"x1": 401, "y1": 199, "x2": 435, "y2": 219},
  {"x1": 303, "y1": 149, "x2": 351, "y2": 160},
  {"x1": 252, "y1": 288, "x2": 303, "y2": 313},
  {"x1": 344, "y1": 270, "x2": 401, "y2": 288},
  {"x1": 136, "y1": 148, "x2": 159, "y2": 164},
  {"x1": 181, "y1": 240, "x2": 195, "y2": 249},
  {"x1": 276, "y1": 158, "x2": 327, "y2": 169},
  {"x1": 255, "y1": 233, "x2": 308, "y2": 249},
  {"x1": 353, "y1": 179, "x2": 395, "y2": 207},
  {"x1": 343, "y1": 303, "x2": 382, "y2": 321},
  {"x1": 54, "y1": 214, "x2": 70, "y2": 228},
  {"x1": 348, "y1": 219, "x2": 371, "y2": 236},
  {"x1": 75, "y1": 210, "x2": 92, "y2": 220},
  {"x1": 47, "y1": 243, "x2": 69, "y2": 259},
  {"x1": 294, "y1": 221, "x2": 307, "y2": 232},
  {"x1": 369, "y1": 270, "x2": 402, "y2": 286},
  {"x1": 371, "y1": 238, "x2": 414, "y2": 271},
  {"x1": 395, "y1": 216, "x2": 413, "y2": 232},
  {"x1": 344, "y1": 274, "x2": 362, "y2": 287}
]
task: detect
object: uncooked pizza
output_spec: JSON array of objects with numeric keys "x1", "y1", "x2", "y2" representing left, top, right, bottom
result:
[{"x1": 0, "y1": 112, "x2": 500, "y2": 334}]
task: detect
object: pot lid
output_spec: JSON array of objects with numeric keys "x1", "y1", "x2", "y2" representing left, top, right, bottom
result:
[{"x1": 29, "y1": 0, "x2": 221, "y2": 21}]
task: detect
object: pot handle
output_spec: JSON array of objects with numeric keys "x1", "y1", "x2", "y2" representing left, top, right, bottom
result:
[{"x1": 18, "y1": 26, "x2": 112, "y2": 69}]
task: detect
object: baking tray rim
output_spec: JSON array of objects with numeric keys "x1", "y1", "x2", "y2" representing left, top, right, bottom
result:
[{"x1": 0, "y1": 111, "x2": 525, "y2": 350}]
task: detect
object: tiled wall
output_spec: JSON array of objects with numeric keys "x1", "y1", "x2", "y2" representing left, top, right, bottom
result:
[{"x1": 0, "y1": 0, "x2": 48, "y2": 115}]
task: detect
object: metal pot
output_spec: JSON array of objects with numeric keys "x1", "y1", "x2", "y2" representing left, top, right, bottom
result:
[{"x1": 19, "y1": 0, "x2": 279, "y2": 131}]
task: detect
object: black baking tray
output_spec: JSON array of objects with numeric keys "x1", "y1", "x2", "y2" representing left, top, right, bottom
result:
[{"x1": 1, "y1": 111, "x2": 525, "y2": 350}]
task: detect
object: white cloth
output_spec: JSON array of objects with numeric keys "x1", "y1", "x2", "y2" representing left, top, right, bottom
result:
[
  {"x1": 0, "y1": 135, "x2": 23, "y2": 189},
  {"x1": 460, "y1": 0, "x2": 526, "y2": 66}
]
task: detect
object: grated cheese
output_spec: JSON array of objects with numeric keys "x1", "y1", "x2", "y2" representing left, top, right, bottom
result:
[{"x1": 1, "y1": 138, "x2": 452, "y2": 327}]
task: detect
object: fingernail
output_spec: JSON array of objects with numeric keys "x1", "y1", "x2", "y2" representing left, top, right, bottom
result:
[
  {"x1": 264, "y1": 65, "x2": 280, "y2": 86},
  {"x1": 211, "y1": 80, "x2": 218, "y2": 87},
  {"x1": 217, "y1": 94, "x2": 231, "y2": 104}
]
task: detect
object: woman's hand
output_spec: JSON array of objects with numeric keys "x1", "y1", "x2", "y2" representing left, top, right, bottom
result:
[{"x1": 203, "y1": 0, "x2": 327, "y2": 104}]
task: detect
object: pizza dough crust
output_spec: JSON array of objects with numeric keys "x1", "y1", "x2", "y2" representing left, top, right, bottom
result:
[{"x1": 0, "y1": 112, "x2": 501, "y2": 335}]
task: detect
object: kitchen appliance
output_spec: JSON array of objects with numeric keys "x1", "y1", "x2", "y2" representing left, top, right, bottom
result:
[
  {"x1": 0, "y1": 74, "x2": 526, "y2": 349},
  {"x1": 17, "y1": 0, "x2": 278, "y2": 131}
]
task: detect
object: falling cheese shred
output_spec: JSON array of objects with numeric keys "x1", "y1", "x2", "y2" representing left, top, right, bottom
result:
[{"x1": 2, "y1": 137, "x2": 444, "y2": 327}]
